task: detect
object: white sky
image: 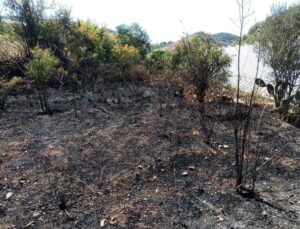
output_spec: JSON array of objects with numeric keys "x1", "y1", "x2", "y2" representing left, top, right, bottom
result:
[{"x1": 61, "y1": 0, "x2": 299, "y2": 43}]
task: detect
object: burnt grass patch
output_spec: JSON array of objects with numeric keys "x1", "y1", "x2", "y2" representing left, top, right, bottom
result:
[{"x1": 0, "y1": 83, "x2": 299, "y2": 228}]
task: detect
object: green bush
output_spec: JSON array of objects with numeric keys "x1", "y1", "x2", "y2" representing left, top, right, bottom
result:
[
  {"x1": 26, "y1": 46, "x2": 59, "y2": 113},
  {"x1": 68, "y1": 22, "x2": 116, "y2": 90},
  {"x1": 116, "y1": 23, "x2": 151, "y2": 60},
  {"x1": 146, "y1": 50, "x2": 172, "y2": 71},
  {"x1": 172, "y1": 36, "x2": 231, "y2": 102},
  {"x1": 111, "y1": 44, "x2": 140, "y2": 78},
  {"x1": 71, "y1": 21, "x2": 115, "y2": 63},
  {"x1": 0, "y1": 76, "x2": 22, "y2": 110},
  {"x1": 112, "y1": 44, "x2": 140, "y2": 65}
]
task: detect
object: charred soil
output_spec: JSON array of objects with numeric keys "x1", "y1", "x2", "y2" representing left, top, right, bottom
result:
[{"x1": 0, "y1": 82, "x2": 299, "y2": 228}]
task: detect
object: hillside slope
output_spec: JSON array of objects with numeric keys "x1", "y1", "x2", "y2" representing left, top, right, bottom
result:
[
  {"x1": 0, "y1": 83, "x2": 299, "y2": 228},
  {"x1": 155, "y1": 32, "x2": 239, "y2": 50}
]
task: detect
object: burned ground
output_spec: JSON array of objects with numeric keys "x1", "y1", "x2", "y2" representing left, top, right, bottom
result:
[{"x1": 0, "y1": 82, "x2": 299, "y2": 228}]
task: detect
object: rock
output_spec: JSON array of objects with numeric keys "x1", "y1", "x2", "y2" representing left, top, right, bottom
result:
[
  {"x1": 106, "y1": 98, "x2": 118, "y2": 105},
  {"x1": 33, "y1": 211, "x2": 40, "y2": 217},
  {"x1": 150, "y1": 176, "x2": 157, "y2": 181},
  {"x1": 109, "y1": 216, "x2": 117, "y2": 225},
  {"x1": 100, "y1": 219, "x2": 106, "y2": 227},
  {"x1": 223, "y1": 145, "x2": 230, "y2": 149},
  {"x1": 5, "y1": 192, "x2": 13, "y2": 200},
  {"x1": 192, "y1": 130, "x2": 200, "y2": 136},
  {"x1": 219, "y1": 144, "x2": 230, "y2": 149},
  {"x1": 188, "y1": 165, "x2": 196, "y2": 171},
  {"x1": 142, "y1": 90, "x2": 152, "y2": 98},
  {"x1": 182, "y1": 171, "x2": 189, "y2": 176},
  {"x1": 218, "y1": 215, "x2": 225, "y2": 222}
]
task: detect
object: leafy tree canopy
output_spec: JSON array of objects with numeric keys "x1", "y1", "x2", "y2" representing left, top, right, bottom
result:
[{"x1": 116, "y1": 23, "x2": 151, "y2": 60}]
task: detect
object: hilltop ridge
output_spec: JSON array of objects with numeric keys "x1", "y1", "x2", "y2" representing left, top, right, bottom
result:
[{"x1": 154, "y1": 31, "x2": 239, "y2": 50}]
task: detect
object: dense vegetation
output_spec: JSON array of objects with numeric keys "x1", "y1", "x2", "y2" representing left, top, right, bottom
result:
[{"x1": 0, "y1": 0, "x2": 233, "y2": 114}]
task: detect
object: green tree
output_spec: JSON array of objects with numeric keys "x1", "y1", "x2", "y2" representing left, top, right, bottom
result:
[
  {"x1": 3, "y1": 0, "x2": 71, "y2": 57},
  {"x1": 257, "y1": 4, "x2": 300, "y2": 108},
  {"x1": 38, "y1": 8, "x2": 72, "y2": 64},
  {"x1": 116, "y1": 23, "x2": 151, "y2": 60},
  {"x1": 4, "y1": 0, "x2": 46, "y2": 55},
  {"x1": 26, "y1": 46, "x2": 59, "y2": 113},
  {"x1": 173, "y1": 35, "x2": 231, "y2": 103},
  {"x1": 69, "y1": 21, "x2": 115, "y2": 90}
]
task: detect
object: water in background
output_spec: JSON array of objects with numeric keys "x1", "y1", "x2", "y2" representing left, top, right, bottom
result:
[{"x1": 225, "y1": 45, "x2": 273, "y2": 96}]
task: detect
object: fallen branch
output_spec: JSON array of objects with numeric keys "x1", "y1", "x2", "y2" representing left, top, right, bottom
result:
[{"x1": 99, "y1": 107, "x2": 110, "y2": 114}]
